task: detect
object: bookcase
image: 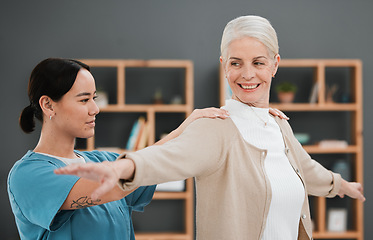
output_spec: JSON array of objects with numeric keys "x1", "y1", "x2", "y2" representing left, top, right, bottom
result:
[
  {"x1": 78, "y1": 59, "x2": 194, "y2": 240},
  {"x1": 220, "y1": 59, "x2": 363, "y2": 239}
]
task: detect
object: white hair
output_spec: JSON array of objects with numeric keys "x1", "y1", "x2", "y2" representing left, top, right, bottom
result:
[{"x1": 220, "y1": 15, "x2": 279, "y2": 62}]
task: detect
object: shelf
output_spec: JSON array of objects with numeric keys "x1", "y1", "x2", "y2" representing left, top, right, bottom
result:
[
  {"x1": 269, "y1": 103, "x2": 358, "y2": 111},
  {"x1": 303, "y1": 145, "x2": 359, "y2": 154},
  {"x1": 99, "y1": 104, "x2": 190, "y2": 113},
  {"x1": 135, "y1": 233, "x2": 191, "y2": 240},
  {"x1": 278, "y1": 59, "x2": 362, "y2": 68},
  {"x1": 313, "y1": 231, "x2": 360, "y2": 239},
  {"x1": 153, "y1": 191, "x2": 192, "y2": 200},
  {"x1": 78, "y1": 59, "x2": 195, "y2": 240}
]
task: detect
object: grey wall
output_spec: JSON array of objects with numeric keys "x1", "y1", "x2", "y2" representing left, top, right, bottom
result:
[{"x1": 1, "y1": 0, "x2": 372, "y2": 239}]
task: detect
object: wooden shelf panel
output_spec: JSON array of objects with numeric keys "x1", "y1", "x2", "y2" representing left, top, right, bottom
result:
[
  {"x1": 135, "y1": 232, "x2": 191, "y2": 240},
  {"x1": 313, "y1": 230, "x2": 360, "y2": 239},
  {"x1": 269, "y1": 103, "x2": 358, "y2": 111},
  {"x1": 303, "y1": 145, "x2": 359, "y2": 153},
  {"x1": 99, "y1": 104, "x2": 190, "y2": 113},
  {"x1": 80, "y1": 59, "x2": 193, "y2": 68},
  {"x1": 153, "y1": 191, "x2": 191, "y2": 200},
  {"x1": 279, "y1": 59, "x2": 362, "y2": 68}
]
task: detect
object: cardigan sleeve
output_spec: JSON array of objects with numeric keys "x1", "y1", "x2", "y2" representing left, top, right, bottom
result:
[
  {"x1": 297, "y1": 146, "x2": 341, "y2": 197},
  {"x1": 278, "y1": 118, "x2": 342, "y2": 197},
  {"x1": 119, "y1": 118, "x2": 234, "y2": 191}
]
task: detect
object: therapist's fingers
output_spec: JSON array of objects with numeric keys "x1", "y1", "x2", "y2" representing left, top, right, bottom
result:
[{"x1": 269, "y1": 108, "x2": 289, "y2": 120}]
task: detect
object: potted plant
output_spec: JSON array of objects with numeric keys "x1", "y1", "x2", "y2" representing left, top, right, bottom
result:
[{"x1": 275, "y1": 81, "x2": 297, "y2": 103}]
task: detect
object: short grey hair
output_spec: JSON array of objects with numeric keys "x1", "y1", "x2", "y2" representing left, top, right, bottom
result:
[{"x1": 220, "y1": 15, "x2": 279, "y2": 62}]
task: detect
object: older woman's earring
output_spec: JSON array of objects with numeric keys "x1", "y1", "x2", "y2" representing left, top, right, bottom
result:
[{"x1": 49, "y1": 115, "x2": 52, "y2": 120}]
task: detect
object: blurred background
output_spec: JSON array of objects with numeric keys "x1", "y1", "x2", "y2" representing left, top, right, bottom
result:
[{"x1": 1, "y1": 0, "x2": 372, "y2": 239}]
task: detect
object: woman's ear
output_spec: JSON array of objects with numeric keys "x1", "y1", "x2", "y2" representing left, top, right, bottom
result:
[
  {"x1": 220, "y1": 56, "x2": 227, "y2": 78},
  {"x1": 273, "y1": 54, "x2": 281, "y2": 76},
  {"x1": 39, "y1": 95, "x2": 54, "y2": 119}
]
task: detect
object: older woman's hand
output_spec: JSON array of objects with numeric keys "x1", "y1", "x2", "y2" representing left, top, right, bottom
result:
[{"x1": 338, "y1": 178, "x2": 366, "y2": 202}]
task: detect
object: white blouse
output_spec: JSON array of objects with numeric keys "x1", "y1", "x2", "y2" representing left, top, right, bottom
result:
[{"x1": 223, "y1": 99, "x2": 305, "y2": 240}]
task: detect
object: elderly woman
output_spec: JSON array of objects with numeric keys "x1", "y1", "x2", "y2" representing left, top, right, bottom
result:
[{"x1": 55, "y1": 16, "x2": 365, "y2": 240}]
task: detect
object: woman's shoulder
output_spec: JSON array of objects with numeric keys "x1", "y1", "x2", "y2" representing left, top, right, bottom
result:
[
  {"x1": 190, "y1": 117, "x2": 241, "y2": 140},
  {"x1": 10, "y1": 151, "x2": 60, "y2": 172},
  {"x1": 8, "y1": 151, "x2": 77, "y2": 190},
  {"x1": 189, "y1": 117, "x2": 237, "y2": 133}
]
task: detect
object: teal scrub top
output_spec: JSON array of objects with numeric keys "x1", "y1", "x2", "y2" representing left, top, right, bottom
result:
[{"x1": 7, "y1": 150, "x2": 156, "y2": 240}]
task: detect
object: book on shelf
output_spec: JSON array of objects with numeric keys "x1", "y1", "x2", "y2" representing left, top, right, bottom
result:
[
  {"x1": 126, "y1": 117, "x2": 146, "y2": 151},
  {"x1": 135, "y1": 121, "x2": 149, "y2": 150}
]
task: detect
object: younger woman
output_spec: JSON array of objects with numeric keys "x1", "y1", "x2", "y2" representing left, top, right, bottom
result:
[{"x1": 7, "y1": 58, "x2": 234, "y2": 240}]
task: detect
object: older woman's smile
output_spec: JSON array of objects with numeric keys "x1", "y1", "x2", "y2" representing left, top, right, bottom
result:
[{"x1": 239, "y1": 83, "x2": 260, "y2": 90}]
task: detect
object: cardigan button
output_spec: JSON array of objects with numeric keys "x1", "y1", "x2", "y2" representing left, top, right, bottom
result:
[{"x1": 302, "y1": 214, "x2": 306, "y2": 219}]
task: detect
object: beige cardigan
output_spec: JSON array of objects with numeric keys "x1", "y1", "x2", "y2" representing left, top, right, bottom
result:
[{"x1": 119, "y1": 117, "x2": 341, "y2": 240}]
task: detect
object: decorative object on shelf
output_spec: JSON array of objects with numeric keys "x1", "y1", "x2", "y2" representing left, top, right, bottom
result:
[
  {"x1": 331, "y1": 159, "x2": 351, "y2": 182},
  {"x1": 153, "y1": 88, "x2": 164, "y2": 104},
  {"x1": 294, "y1": 133, "x2": 310, "y2": 145},
  {"x1": 171, "y1": 95, "x2": 183, "y2": 104},
  {"x1": 326, "y1": 84, "x2": 338, "y2": 103},
  {"x1": 95, "y1": 90, "x2": 109, "y2": 108},
  {"x1": 275, "y1": 81, "x2": 297, "y2": 103},
  {"x1": 318, "y1": 139, "x2": 348, "y2": 149},
  {"x1": 340, "y1": 93, "x2": 350, "y2": 103},
  {"x1": 327, "y1": 208, "x2": 348, "y2": 232},
  {"x1": 309, "y1": 82, "x2": 319, "y2": 104}
]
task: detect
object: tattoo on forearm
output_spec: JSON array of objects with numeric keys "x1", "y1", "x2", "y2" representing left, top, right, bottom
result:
[{"x1": 70, "y1": 196, "x2": 101, "y2": 209}]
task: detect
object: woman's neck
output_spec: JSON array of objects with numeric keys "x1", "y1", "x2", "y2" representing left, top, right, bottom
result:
[
  {"x1": 34, "y1": 128, "x2": 76, "y2": 159},
  {"x1": 232, "y1": 96, "x2": 269, "y2": 108}
]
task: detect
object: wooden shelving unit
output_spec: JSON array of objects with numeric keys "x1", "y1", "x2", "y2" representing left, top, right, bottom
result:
[
  {"x1": 220, "y1": 59, "x2": 363, "y2": 239},
  {"x1": 79, "y1": 59, "x2": 194, "y2": 240}
]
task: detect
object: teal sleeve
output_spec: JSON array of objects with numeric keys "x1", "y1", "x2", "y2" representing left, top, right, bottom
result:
[
  {"x1": 125, "y1": 186, "x2": 156, "y2": 212},
  {"x1": 8, "y1": 159, "x2": 79, "y2": 230}
]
